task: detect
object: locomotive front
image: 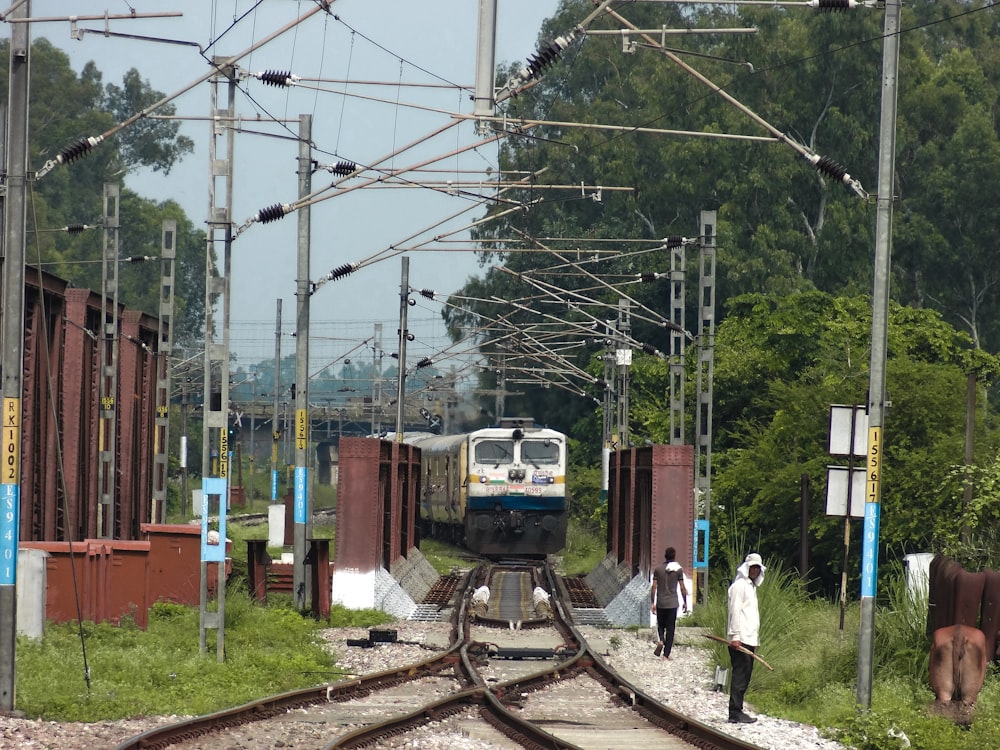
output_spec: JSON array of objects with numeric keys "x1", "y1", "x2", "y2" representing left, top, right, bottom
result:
[{"x1": 464, "y1": 424, "x2": 567, "y2": 557}]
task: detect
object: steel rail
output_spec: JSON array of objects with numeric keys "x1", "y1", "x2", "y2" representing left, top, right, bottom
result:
[
  {"x1": 116, "y1": 562, "x2": 766, "y2": 750},
  {"x1": 325, "y1": 687, "x2": 572, "y2": 750},
  {"x1": 549, "y1": 569, "x2": 764, "y2": 750},
  {"x1": 327, "y1": 563, "x2": 575, "y2": 749}
]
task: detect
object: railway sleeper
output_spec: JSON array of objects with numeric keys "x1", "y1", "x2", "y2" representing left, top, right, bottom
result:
[{"x1": 491, "y1": 646, "x2": 579, "y2": 660}]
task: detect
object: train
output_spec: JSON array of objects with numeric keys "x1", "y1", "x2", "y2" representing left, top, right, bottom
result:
[{"x1": 401, "y1": 418, "x2": 569, "y2": 558}]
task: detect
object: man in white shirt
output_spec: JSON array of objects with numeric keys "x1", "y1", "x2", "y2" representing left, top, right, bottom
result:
[{"x1": 727, "y1": 552, "x2": 765, "y2": 724}]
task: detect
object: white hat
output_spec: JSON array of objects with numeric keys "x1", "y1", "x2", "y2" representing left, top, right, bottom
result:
[{"x1": 737, "y1": 552, "x2": 766, "y2": 584}]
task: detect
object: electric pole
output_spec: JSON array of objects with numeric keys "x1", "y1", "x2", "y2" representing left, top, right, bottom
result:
[
  {"x1": 98, "y1": 183, "x2": 121, "y2": 538},
  {"x1": 199, "y1": 59, "x2": 236, "y2": 662},
  {"x1": 292, "y1": 114, "x2": 312, "y2": 610},
  {"x1": 858, "y1": 0, "x2": 902, "y2": 709},
  {"x1": 0, "y1": 0, "x2": 30, "y2": 711},
  {"x1": 395, "y1": 258, "x2": 410, "y2": 441},
  {"x1": 271, "y1": 299, "x2": 282, "y2": 504}
]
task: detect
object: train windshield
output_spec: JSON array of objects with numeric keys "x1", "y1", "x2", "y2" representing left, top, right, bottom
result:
[
  {"x1": 474, "y1": 440, "x2": 514, "y2": 464},
  {"x1": 520, "y1": 439, "x2": 560, "y2": 465}
]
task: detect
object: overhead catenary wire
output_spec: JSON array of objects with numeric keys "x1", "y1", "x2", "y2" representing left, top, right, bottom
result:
[
  {"x1": 415, "y1": 294, "x2": 616, "y2": 401},
  {"x1": 237, "y1": 118, "x2": 467, "y2": 235},
  {"x1": 34, "y1": 2, "x2": 335, "y2": 178},
  {"x1": 359, "y1": 168, "x2": 550, "y2": 254},
  {"x1": 25, "y1": 2, "x2": 720, "y2": 406},
  {"x1": 310, "y1": 167, "x2": 551, "y2": 291},
  {"x1": 480, "y1": 327, "x2": 598, "y2": 386},
  {"x1": 494, "y1": 265, "x2": 677, "y2": 351},
  {"x1": 493, "y1": 0, "x2": 619, "y2": 104},
  {"x1": 201, "y1": 0, "x2": 728, "y2": 353},
  {"x1": 634, "y1": 0, "x2": 874, "y2": 7},
  {"x1": 455, "y1": 112, "x2": 780, "y2": 144},
  {"x1": 493, "y1": 294, "x2": 667, "y2": 363},
  {"x1": 38, "y1": 0, "x2": 646, "y2": 348},
  {"x1": 510, "y1": 229, "x2": 695, "y2": 340},
  {"x1": 602, "y1": 5, "x2": 868, "y2": 198},
  {"x1": 482, "y1": 329, "x2": 609, "y2": 399}
]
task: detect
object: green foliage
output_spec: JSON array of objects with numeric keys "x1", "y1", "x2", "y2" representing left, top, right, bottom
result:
[
  {"x1": 936, "y1": 527, "x2": 1000, "y2": 575},
  {"x1": 14, "y1": 550, "x2": 1000, "y2": 750},
  {"x1": 313, "y1": 483, "x2": 337, "y2": 511},
  {"x1": 103, "y1": 68, "x2": 195, "y2": 174},
  {"x1": 0, "y1": 38, "x2": 207, "y2": 347},
  {"x1": 328, "y1": 604, "x2": 395, "y2": 629},
  {"x1": 490, "y1": 1, "x2": 1000, "y2": 352},
  {"x1": 698, "y1": 547, "x2": 847, "y2": 706},
  {"x1": 830, "y1": 677, "x2": 1000, "y2": 750},
  {"x1": 443, "y1": 1, "x2": 1000, "y2": 599},
  {"x1": 418, "y1": 538, "x2": 479, "y2": 574},
  {"x1": 935, "y1": 455, "x2": 1000, "y2": 570},
  {"x1": 872, "y1": 559, "x2": 932, "y2": 682},
  {"x1": 708, "y1": 292, "x2": 1000, "y2": 595},
  {"x1": 565, "y1": 455, "x2": 605, "y2": 531},
  {"x1": 15, "y1": 588, "x2": 343, "y2": 721},
  {"x1": 560, "y1": 517, "x2": 607, "y2": 576}
]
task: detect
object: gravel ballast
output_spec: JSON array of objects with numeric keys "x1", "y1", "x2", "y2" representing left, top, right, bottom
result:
[{"x1": 0, "y1": 622, "x2": 850, "y2": 750}]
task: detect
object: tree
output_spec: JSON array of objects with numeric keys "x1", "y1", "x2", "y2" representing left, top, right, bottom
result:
[
  {"x1": 103, "y1": 67, "x2": 195, "y2": 174},
  {"x1": 449, "y1": 0, "x2": 890, "y2": 432},
  {"x1": 451, "y1": 1, "x2": 1000, "y2": 424},
  {"x1": 0, "y1": 38, "x2": 208, "y2": 346},
  {"x1": 893, "y1": 46, "x2": 1000, "y2": 350},
  {"x1": 710, "y1": 291, "x2": 1000, "y2": 596}
]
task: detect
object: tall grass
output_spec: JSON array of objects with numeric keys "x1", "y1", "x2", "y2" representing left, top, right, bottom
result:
[
  {"x1": 693, "y1": 549, "x2": 857, "y2": 718},
  {"x1": 872, "y1": 561, "x2": 932, "y2": 681}
]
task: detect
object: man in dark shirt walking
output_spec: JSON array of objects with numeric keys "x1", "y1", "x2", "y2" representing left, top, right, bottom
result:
[{"x1": 650, "y1": 547, "x2": 688, "y2": 659}]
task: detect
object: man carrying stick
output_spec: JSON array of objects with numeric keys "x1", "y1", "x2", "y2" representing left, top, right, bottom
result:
[{"x1": 727, "y1": 552, "x2": 766, "y2": 724}]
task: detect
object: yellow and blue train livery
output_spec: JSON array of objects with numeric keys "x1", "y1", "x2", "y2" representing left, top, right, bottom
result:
[{"x1": 404, "y1": 419, "x2": 568, "y2": 557}]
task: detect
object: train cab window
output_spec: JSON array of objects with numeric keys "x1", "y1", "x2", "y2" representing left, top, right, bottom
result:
[
  {"x1": 474, "y1": 440, "x2": 514, "y2": 465},
  {"x1": 520, "y1": 440, "x2": 560, "y2": 465}
]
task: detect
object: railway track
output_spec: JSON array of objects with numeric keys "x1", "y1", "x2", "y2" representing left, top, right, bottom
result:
[{"x1": 113, "y1": 563, "x2": 765, "y2": 750}]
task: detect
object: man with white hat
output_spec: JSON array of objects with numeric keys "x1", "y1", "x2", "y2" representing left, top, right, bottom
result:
[{"x1": 726, "y1": 552, "x2": 765, "y2": 724}]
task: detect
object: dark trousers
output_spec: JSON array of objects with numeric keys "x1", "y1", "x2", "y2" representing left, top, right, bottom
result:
[
  {"x1": 655, "y1": 607, "x2": 678, "y2": 656},
  {"x1": 728, "y1": 645, "x2": 756, "y2": 717}
]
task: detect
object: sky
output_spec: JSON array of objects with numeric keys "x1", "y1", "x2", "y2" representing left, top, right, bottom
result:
[{"x1": 13, "y1": 0, "x2": 562, "y2": 377}]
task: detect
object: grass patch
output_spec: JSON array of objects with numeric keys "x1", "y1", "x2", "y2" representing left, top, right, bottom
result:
[
  {"x1": 417, "y1": 538, "x2": 481, "y2": 574},
  {"x1": 560, "y1": 518, "x2": 606, "y2": 575},
  {"x1": 222, "y1": 517, "x2": 336, "y2": 574},
  {"x1": 14, "y1": 588, "x2": 369, "y2": 721}
]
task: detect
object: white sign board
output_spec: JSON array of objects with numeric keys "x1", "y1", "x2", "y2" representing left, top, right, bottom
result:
[
  {"x1": 828, "y1": 405, "x2": 868, "y2": 457},
  {"x1": 826, "y1": 465, "x2": 866, "y2": 518}
]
